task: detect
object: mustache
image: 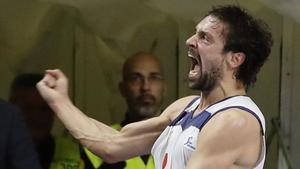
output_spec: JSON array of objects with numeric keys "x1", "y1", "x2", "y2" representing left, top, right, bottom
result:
[{"x1": 137, "y1": 94, "x2": 155, "y2": 101}]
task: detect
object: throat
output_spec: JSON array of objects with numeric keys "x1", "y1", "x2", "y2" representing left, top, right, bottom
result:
[{"x1": 196, "y1": 103, "x2": 208, "y2": 116}]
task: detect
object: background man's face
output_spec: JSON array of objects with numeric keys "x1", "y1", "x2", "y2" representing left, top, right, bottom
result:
[{"x1": 120, "y1": 55, "x2": 165, "y2": 118}]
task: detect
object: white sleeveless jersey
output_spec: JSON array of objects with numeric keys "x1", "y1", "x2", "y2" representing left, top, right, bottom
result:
[{"x1": 151, "y1": 95, "x2": 266, "y2": 169}]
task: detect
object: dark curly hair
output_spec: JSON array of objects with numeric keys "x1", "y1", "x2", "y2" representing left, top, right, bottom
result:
[
  {"x1": 9, "y1": 73, "x2": 44, "y2": 102},
  {"x1": 207, "y1": 5, "x2": 273, "y2": 88}
]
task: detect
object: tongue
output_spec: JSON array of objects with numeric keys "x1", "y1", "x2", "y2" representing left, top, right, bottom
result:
[
  {"x1": 189, "y1": 65, "x2": 200, "y2": 78},
  {"x1": 194, "y1": 64, "x2": 200, "y2": 71}
]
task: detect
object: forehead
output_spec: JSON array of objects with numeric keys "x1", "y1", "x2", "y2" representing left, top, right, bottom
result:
[
  {"x1": 196, "y1": 15, "x2": 226, "y2": 37},
  {"x1": 126, "y1": 55, "x2": 162, "y2": 75}
]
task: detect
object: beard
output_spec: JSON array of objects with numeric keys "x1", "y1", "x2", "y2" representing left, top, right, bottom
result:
[
  {"x1": 188, "y1": 66, "x2": 222, "y2": 93},
  {"x1": 129, "y1": 94, "x2": 161, "y2": 118},
  {"x1": 134, "y1": 105, "x2": 158, "y2": 117}
]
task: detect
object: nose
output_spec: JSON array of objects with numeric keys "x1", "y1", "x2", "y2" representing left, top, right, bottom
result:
[
  {"x1": 186, "y1": 34, "x2": 197, "y2": 48},
  {"x1": 141, "y1": 78, "x2": 150, "y2": 92}
]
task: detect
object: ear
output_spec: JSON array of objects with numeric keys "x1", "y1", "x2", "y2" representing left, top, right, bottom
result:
[
  {"x1": 118, "y1": 81, "x2": 126, "y2": 97},
  {"x1": 162, "y1": 82, "x2": 167, "y2": 98},
  {"x1": 227, "y1": 52, "x2": 245, "y2": 68}
]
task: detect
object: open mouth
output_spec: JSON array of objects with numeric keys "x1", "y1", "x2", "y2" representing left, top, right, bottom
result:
[{"x1": 188, "y1": 52, "x2": 201, "y2": 78}]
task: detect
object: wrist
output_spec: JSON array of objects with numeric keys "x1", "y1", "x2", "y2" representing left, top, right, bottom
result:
[{"x1": 49, "y1": 96, "x2": 73, "y2": 113}]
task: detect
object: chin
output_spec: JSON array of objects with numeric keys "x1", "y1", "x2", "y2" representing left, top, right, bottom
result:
[
  {"x1": 137, "y1": 106, "x2": 157, "y2": 117},
  {"x1": 188, "y1": 80, "x2": 215, "y2": 93},
  {"x1": 188, "y1": 84, "x2": 201, "y2": 90},
  {"x1": 187, "y1": 79, "x2": 200, "y2": 90}
]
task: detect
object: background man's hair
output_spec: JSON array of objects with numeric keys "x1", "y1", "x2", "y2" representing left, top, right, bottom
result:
[{"x1": 10, "y1": 73, "x2": 43, "y2": 92}]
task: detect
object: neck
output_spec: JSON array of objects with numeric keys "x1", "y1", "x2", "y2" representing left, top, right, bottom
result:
[
  {"x1": 123, "y1": 110, "x2": 154, "y2": 125},
  {"x1": 197, "y1": 80, "x2": 246, "y2": 112}
]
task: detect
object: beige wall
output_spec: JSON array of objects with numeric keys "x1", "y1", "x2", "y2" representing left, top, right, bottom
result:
[
  {"x1": 290, "y1": 22, "x2": 300, "y2": 168},
  {"x1": 280, "y1": 17, "x2": 300, "y2": 168}
]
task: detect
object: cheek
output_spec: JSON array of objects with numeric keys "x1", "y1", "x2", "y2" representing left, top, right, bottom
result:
[
  {"x1": 125, "y1": 86, "x2": 141, "y2": 97},
  {"x1": 152, "y1": 85, "x2": 165, "y2": 97},
  {"x1": 203, "y1": 54, "x2": 221, "y2": 68}
]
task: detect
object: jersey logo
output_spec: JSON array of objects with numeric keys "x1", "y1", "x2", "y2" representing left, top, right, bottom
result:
[{"x1": 184, "y1": 136, "x2": 196, "y2": 150}]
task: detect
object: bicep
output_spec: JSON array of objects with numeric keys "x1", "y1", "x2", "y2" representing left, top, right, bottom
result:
[
  {"x1": 117, "y1": 116, "x2": 171, "y2": 156},
  {"x1": 114, "y1": 95, "x2": 200, "y2": 155},
  {"x1": 114, "y1": 96, "x2": 200, "y2": 158}
]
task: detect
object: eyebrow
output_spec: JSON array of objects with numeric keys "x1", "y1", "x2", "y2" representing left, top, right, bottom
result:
[
  {"x1": 197, "y1": 30, "x2": 213, "y2": 39},
  {"x1": 150, "y1": 72, "x2": 162, "y2": 75},
  {"x1": 127, "y1": 71, "x2": 162, "y2": 76}
]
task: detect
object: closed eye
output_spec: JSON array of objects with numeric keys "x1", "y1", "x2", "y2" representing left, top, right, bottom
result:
[{"x1": 198, "y1": 32, "x2": 211, "y2": 44}]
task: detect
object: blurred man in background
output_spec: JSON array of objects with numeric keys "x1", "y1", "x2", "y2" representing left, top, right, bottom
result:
[
  {"x1": 0, "y1": 99, "x2": 41, "y2": 169},
  {"x1": 10, "y1": 74, "x2": 91, "y2": 169},
  {"x1": 84, "y1": 52, "x2": 166, "y2": 169}
]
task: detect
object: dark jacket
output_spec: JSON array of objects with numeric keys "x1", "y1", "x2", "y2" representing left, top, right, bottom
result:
[{"x1": 0, "y1": 99, "x2": 41, "y2": 169}]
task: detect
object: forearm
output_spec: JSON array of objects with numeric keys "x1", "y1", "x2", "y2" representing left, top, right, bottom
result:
[
  {"x1": 50, "y1": 99, "x2": 119, "y2": 155},
  {"x1": 48, "y1": 99, "x2": 165, "y2": 162},
  {"x1": 36, "y1": 70, "x2": 131, "y2": 161}
]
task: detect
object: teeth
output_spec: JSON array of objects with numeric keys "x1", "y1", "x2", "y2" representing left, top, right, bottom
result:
[
  {"x1": 188, "y1": 51, "x2": 198, "y2": 60},
  {"x1": 188, "y1": 51, "x2": 201, "y2": 72},
  {"x1": 189, "y1": 70, "x2": 198, "y2": 78},
  {"x1": 188, "y1": 52, "x2": 194, "y2": 58},
  {"x1": 190, "y1": 70, "x2": 197, "y2": 74}
]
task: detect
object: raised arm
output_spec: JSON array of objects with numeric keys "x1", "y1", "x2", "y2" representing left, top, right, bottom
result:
[
  {"x1": 36, "y1": 69, "x2": 178, "y2": 163},
  {"x1": 185, "y1": 108, "x2": 263, "y2": 169}
]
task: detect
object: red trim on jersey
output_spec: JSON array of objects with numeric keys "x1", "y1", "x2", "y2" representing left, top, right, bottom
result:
[{"x1": 162, "y1": 153, "x2": 168, "y2": 169}]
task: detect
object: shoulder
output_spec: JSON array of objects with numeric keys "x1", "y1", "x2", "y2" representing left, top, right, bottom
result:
[
  {"x1": 161, "y1": 95, "x2": 200, "y2": 121},
  {"x1": 199, "y1": 108, "x2": 261, "y2": 150},
  {"x1": 206, "y1": 108, "x2": 261, "y2": 135},
  {"x1": 0, "y1": 99, "x2": 19, "y2": 121},
  {"x1": 0, "y1": 99, "x2": 15, "y2": 110}
]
